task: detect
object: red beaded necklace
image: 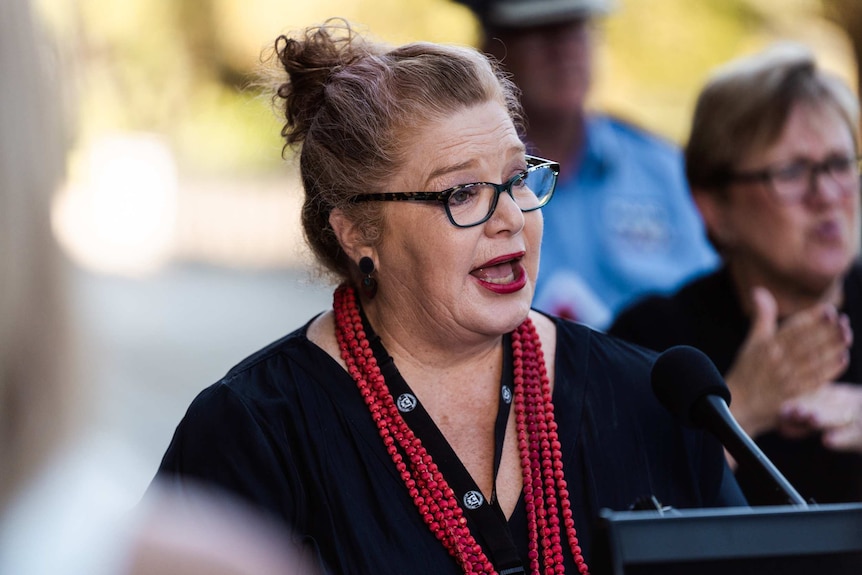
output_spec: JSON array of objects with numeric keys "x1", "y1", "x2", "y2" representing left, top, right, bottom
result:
[{"x1": 333, "y1": 284, "x2": 589, "y2": 575}]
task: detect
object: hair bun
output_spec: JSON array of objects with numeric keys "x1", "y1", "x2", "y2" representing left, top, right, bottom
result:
[{"x1": 272, "y1": 19, "x2": 372, "y2": 147}]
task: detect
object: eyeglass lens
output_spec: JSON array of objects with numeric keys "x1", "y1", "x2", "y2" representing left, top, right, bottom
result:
[
  {"x1": 447, "y1": 165, "x2": 556, "y2": 226},
  {"x1": 772, "y1": 156, "x2": 860, "y2": 201}
]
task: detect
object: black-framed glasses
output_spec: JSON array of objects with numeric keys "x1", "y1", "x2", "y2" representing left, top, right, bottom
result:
[
  {"x1": 350, "y1": 155, "x2": 560, "y2": 228},
  {"x1": 726, "y1": 155, "x2": 861, "y2": 203}
]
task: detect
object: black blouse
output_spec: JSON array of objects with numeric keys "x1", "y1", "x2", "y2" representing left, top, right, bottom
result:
[
  {"x1": 610, "y1": 263, "x2": 862, "y2": 505},
  {"x1": 156, "y1": 313, "x2": 744, "y2": 575}
]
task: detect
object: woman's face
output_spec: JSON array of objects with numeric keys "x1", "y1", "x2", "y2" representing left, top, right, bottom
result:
[
  {"x1": 716, "y1": 102, "x2": 860, "y2": 296},
  {"x1": 492, "y1": 20, "x2": 592, "y2": 120},
  {"x1": 372, "y1": 100, "x2": 543, "y2": 342}
]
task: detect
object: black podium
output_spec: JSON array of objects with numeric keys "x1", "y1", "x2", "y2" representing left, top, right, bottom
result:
[{"x1": 598, "y1": 503, "x2": 862, "y2": 574}]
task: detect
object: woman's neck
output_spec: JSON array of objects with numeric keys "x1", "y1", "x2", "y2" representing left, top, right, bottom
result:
[
  {"x1": 728, "y1": 260, "x2": 845, "y2": 318},
  {"x1": 361, "y1": 296, "x2": 504, "y2": 396}
]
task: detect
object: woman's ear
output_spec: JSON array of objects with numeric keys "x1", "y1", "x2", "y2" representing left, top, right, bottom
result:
[
  {"x1": 329, "y1": 208, "x2": 366, "y2": 262},
  {"x1": 692, "y1": 187, "x2": 733, "y2": 248}
]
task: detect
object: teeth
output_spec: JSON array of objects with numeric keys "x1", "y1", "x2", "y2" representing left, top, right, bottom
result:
[{"x1": 483, "y1": 270, "x2": 515, "y2": 285}]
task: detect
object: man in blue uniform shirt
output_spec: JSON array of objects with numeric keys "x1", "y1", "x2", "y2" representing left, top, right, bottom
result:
[{"x1": 455, "y1": 0, "x2": 718, "y2": 329}]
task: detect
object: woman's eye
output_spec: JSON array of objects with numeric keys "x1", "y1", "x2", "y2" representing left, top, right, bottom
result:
[
  {"x1": 449, "y1": 186, "x2": 480, "y2": 206},
  {"x1": 774, "y1": 163, "x2": 808, "y2": 182},
  {"x1": 826, "y1": 156, "x2": 853, "y2": 174},
  {"x1": 511, "y1": 172, "x2": 528, "y2": 189}
]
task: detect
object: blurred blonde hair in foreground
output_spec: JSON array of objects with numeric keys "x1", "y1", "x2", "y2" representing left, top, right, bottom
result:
[
  {"x1": 0, "y1": 0, "x2": 314, "y2": 573},
  {"x1": 0, "y1": 0, "x2": 72, "y2": 509}
]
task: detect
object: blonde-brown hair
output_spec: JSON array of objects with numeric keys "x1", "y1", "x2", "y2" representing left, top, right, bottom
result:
[
  {"x1": 268, "y1": 19, "x2": 523, "y2": 280},
  {"x1": 686, "y1": 42, "x2": 859, "y2": 194},
  {"x1": 0, "y1": 0, "x2": 72, "y2": 508}
]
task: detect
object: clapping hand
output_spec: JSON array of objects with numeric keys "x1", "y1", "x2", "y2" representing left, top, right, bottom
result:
[{"x1": 725, "y1": 287, "x2": 852, "y2": 438}]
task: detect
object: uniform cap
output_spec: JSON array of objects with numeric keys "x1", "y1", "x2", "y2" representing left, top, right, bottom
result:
[{"x1": 457, "y1": 0, "x2": 614, "y2": 28}]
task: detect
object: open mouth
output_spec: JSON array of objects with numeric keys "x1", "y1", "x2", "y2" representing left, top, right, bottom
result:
[
  {"x1": 813, "y1": 218, "x2": 845, "y2": 242},
  {"x1": 471, "y1": 252, "x2": 527, "y2": 293}
]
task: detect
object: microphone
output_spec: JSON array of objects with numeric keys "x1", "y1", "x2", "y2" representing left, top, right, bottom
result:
[{"x1": 651, "y1": 345, "x2": 808, "y2": 507}]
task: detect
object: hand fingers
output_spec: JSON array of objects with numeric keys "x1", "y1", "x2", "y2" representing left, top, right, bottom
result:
[
  {"x1": 730, "y1": 293, "x2": 853, "y2": 436},
  {"x1": 778, "y1": 306, "x2": 848, "y2": 352},
  {"x1": 742, "y1": 299, "x2": 849, "y2": 391},
  {"x1": 822, "y1": 423, "x2": 862, "y2": 452},
  {"x1": 773, "y1": 308, "x2": 851, "y2": 394},
  {"x1": 776, "y1": 415, "x2": 817, "y2": 439},
  {"x1": 747, "y1": 286, "x2": 777, "y2": 342},
  {"x1": 778, "y1": 306, "x2": 851, "y2": 354},
  {"x1": 782, "y1": 384, "x2": 862, "y2": 443}
]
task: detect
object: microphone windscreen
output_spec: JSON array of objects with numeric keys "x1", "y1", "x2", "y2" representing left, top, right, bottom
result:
[{"x1": 650, "y1": 345, "x2": 731, "y2": 428}]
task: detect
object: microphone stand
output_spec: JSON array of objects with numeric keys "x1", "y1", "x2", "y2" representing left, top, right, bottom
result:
[{"x1": 697, "y1": 395, "x2": 808, "y2": 507}]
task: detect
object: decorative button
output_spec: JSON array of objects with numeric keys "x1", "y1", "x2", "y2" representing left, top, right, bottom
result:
[
  {"x1": 396, "y1": 393, "x2": 418, "y2": 412},
  {"x1": 463, "y1": 490, "x2": 484, "y2": 509},
  {"x1": 501, "y1": 385, "x2": 513, "y2": 404}
]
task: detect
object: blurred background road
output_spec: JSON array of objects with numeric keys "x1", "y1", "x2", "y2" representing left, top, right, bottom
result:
[{"x1": 71, "y1": 263, "x2": 332, "y2": 496}]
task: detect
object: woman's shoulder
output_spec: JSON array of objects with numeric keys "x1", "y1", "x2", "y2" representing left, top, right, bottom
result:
[
  {"x1": 157, "y1": 313, "x2": 347, "y2": 478},
  {"x1": 224, "y1": 316, "x2": 317, "y2": 378},
  {"x1": 609, "y1": 269, "x2": 731, "y2": 350},
  {"x1": 612, "y1": 271, "x2": 719, "y2": 329},
  {"x1": 186, "y1": 314, "x2": 337, "y2": 414}
]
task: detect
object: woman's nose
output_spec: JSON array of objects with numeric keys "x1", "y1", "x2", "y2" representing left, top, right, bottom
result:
[{"x1": 488, "y1": 188, "x2": 526, "y2": 233}]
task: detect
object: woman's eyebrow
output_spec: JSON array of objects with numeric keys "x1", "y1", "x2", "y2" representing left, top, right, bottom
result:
[
  {"x1": 426, "y1": 160, "x2": 477, "y2": 185},
  {"x1": 425, "y1": 145, "x2": 527, "y2": 185}
]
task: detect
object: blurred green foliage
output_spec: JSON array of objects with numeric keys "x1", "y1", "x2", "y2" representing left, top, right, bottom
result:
[{"x1": 35, "y1": 0, "x2": 857, "y2": 176}]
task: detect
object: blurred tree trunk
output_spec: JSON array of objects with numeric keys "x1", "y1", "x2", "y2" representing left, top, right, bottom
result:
[{"x1": 823, "y1": 0, "x2": 862, "y2": 94}]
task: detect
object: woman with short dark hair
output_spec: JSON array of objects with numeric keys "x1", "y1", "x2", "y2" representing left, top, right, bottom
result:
[{"x1": 611, "y1": 43, "x2": 862, "y2": 505}]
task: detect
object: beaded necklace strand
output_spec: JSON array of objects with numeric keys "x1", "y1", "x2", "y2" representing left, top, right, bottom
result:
[{"x1": 333, "y1": 284, "x2": 589, "y2": 575}]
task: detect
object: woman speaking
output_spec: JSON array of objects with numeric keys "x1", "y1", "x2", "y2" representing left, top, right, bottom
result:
[{"x1": 155, "y1": 19, "x2": 744, "y2": 575}]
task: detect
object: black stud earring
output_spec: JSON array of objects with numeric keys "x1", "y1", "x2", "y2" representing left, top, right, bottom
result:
[{"x1": 359, "y1": 256, "x2": 377, "y2": 300}]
